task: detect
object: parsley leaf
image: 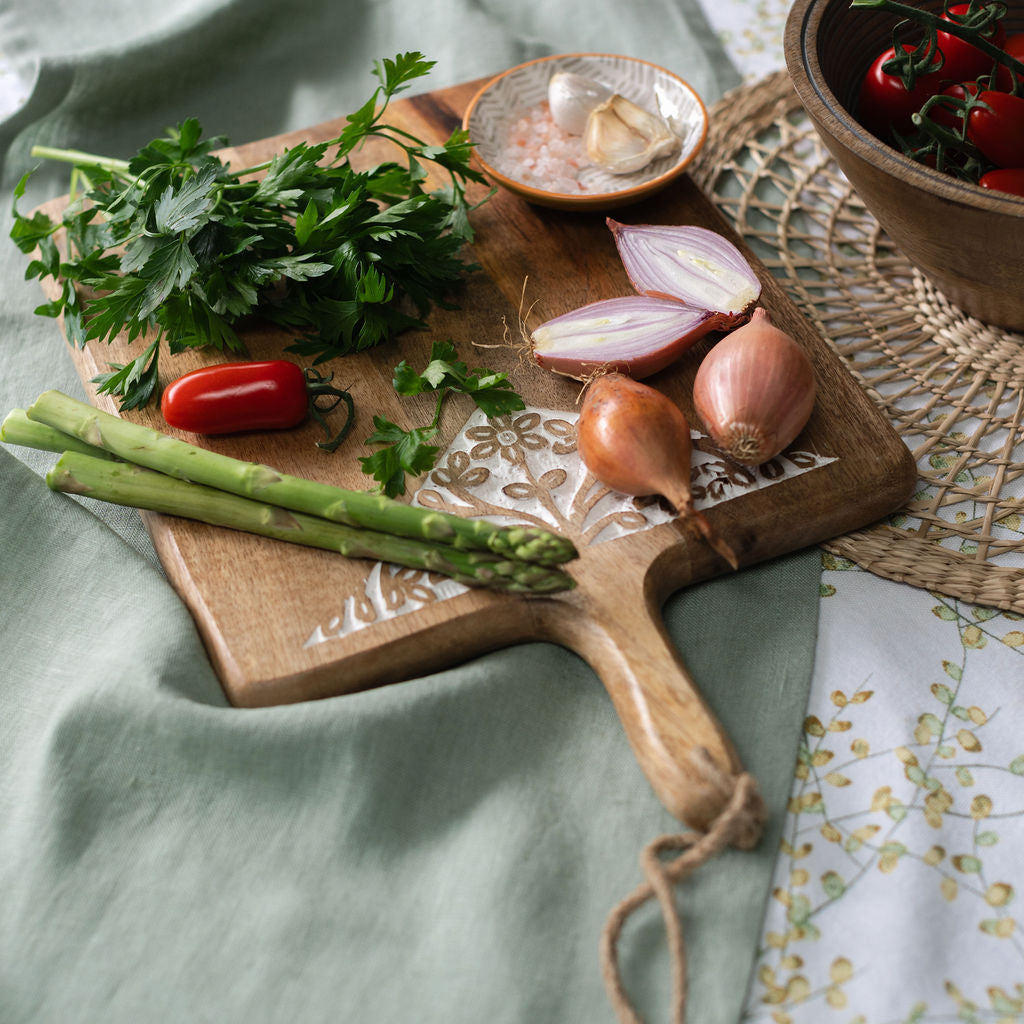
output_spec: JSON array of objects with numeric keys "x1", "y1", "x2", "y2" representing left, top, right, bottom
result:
[
  {"x1": 91, "y1": 338, "x2": 161, "y2": 410},
  {"x1": 373, "y1": 53, "x2": 436, "y2": 96},
  {"x1": 359, "y1": 417, "x2": 440, "y2": 497},
  {"x1": 10, "y1": 173, "x2": 58, "y2": 256},
  {"x1": 152, "y1": 163, "x2": 219, "y2": 233},
  {"x1": 360, "y1": 339, "x2": 526, "y2": 497},
  {"x1": 393, "y1": 339, "x2": 526, "y2": 417}
]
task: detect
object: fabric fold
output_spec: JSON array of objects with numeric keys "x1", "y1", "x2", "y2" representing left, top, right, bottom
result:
[{"x1": 0, "y1": 2, "x2": 819, "y2": 1020}]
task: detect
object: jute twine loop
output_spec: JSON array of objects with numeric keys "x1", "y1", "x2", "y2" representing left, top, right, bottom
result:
[{"x1": 600, "y1": 772, "x2": 761, "y2": 1024}]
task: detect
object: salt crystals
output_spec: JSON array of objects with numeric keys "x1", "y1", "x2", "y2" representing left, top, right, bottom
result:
[{"x1": 502, "y1": 102, "x2": 590, "y2": 194}]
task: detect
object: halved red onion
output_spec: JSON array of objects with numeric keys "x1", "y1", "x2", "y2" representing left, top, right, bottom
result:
[
  {"x1": 530, "y1": 295, "x2": 735, "y2": 380},
  {"x1": 607, "y1": 219, "x2": 761, "y2": 316}
]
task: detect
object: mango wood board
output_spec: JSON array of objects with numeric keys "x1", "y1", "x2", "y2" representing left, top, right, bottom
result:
[{"x1": 38, "y1": 75, "x2": 916, "y2": 834}]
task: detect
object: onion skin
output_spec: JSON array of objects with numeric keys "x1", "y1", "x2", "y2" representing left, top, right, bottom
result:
[
  {"x1": 577, "y1": 373, "x2": 738, "y2": 569},
  {"x1": 692, "y1": 307, "x2": 816, "y2": 467}
]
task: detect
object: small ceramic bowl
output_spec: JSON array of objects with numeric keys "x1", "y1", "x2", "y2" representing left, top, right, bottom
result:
[{"x1": 462, "y1": 53, "x2": 708, "y2": 212}]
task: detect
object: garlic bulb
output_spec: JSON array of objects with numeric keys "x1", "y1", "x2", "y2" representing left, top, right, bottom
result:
[
  {"x1": 584, "y1": 94, "x2": 680, "y2": 175},
  {"x1": 547, "y1": 72, "x2": 613, "y2": 135}
]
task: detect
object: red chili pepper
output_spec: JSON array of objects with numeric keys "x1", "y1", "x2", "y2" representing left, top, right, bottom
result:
[{"x1": 160, "y1": 360, "x2": 354, "y2": 451}]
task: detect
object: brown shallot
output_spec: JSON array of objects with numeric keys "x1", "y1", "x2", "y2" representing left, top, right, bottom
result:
[
  {"x1": 577, "y1": 373, "x2": 738, "y2": 569},
  {"x1": 692, "y1": 307, "x2": 816, "y2": 466}
]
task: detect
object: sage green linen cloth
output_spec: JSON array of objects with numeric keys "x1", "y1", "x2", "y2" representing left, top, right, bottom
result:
[{"x1": 0, "y1": 1, "x2": 821, "y2": 1020}]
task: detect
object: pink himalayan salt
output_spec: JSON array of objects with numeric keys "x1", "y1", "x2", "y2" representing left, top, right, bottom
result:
[{"x1": 501, "y1": 101, "x2": 591, "y2": 193}]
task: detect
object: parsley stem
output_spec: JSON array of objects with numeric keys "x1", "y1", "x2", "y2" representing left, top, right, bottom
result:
[
  {"x1": 369, "y1": 124, "x2": 432, "y2": 148},
  {"x1": 232, "y1": 158, "x2": 274, "y2": 177},
  {"x1": 431, "y1": 393, "x2": 446, "y2": 431},
  {"x1": 29, "y1": 145, "x2": 131, "y2": 176}
]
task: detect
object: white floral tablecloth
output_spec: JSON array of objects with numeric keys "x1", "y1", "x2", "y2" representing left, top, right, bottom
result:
[
  {"x1": 1, "y1": 8, "x2": 1021, "y2": 1020},
  {"x1": 702, "y1": 3, "x2": 1024, "y2": 1022}
]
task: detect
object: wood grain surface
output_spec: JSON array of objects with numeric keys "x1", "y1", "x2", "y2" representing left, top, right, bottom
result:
[{"x1": 36, "y1": 76, "x2": 916, "y2": 832}]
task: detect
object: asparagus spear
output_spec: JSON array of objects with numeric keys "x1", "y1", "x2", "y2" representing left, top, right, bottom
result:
[
  {"x1": 47, "y1": 451, "x2": 576, "y2": 594},
  {"x1": 1, "y1": 408, "x2": 114, "y2": 459},
  {"x1": 26, "y1": 390, "x2": 578, "y2": 566}
]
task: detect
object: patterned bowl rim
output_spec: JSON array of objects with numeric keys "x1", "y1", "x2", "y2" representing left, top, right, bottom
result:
[{"x1": 461, "y1": 52, "x2": 709, "y2": 208}]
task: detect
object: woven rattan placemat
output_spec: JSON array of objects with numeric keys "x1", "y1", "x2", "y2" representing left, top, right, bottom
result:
[{"x1": 690, "y1": 69, "x2": 1024, "y2": 614}]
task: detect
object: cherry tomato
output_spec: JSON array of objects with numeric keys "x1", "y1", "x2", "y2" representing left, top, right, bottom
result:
[
  {"x1": 929, "y1": 85, "x2": 1024, "y2": 167},
  {"x1": 161, "y1": 360, "x2": 309, "y2": 434},
  {"x1": 935, "y1": 3, "x2": 1007, "y2": 83},
  {"x1": 857, "y1": 44, "x2": 946, "y2": 139},
  {"x1": 978, "y1": 167, "x2": 1024, "y2": 195},
  {"x1": 994, "y1": 32, "x2": 1024, "y2": 91},
  {"x1": 968, "y1": 90, "x2": 1024, "y2": 167},
  {"x1": 859, "y1": 10, "x2": 1014, "y2": 143}
]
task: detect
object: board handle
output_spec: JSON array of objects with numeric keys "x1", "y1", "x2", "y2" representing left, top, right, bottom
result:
[{"x1": 542, "y1": 567, "x2": 764, "y2": 846}]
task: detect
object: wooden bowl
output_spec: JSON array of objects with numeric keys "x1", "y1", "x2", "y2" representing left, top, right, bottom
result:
[
  {"x1": 462, "y1": 53, "x2": 708, "y2": 212},
  {"x1": 784, "y1": 0, "x2": 1024, "y2": 331}
]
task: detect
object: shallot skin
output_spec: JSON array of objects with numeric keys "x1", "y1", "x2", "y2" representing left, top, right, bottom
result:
[
  {"x1": 693, "y1": 307, "x2": 816, "y2": 466},
  {"x1": 577, "y1": 373, "x2": 694, "y2": 501},
  {"x1": 577, "y1": 373, "x2": 738, "y2": 568}
]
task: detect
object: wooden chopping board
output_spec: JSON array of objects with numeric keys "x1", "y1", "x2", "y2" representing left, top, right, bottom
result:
[{"x1": 36, "y1": 76, "x2": 916, "y2": 835}]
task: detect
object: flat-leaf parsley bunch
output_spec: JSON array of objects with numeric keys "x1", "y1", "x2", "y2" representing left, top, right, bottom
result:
[{"x1": 10, "y1": 53, "x2": 490, "y2": 409}]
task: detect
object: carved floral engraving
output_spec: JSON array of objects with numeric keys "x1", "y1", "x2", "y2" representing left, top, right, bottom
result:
[{"x1": 304, "y1": 407, "x2": 835, "y2": 648}]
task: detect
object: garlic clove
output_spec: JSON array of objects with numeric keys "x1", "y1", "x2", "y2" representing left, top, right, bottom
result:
[
  {"x1": 547, "y1": 72, "x2": 613, "y2": 135},
  {"x1": 584, "y1": 94, "x2": 680, "y2": 175}
]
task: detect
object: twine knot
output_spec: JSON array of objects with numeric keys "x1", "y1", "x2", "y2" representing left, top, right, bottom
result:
[{"x1": 599, "y1": 772, "x2": 762, "y2": 1024}]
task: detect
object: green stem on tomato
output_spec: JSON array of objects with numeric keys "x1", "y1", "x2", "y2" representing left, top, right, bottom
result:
[
  {"x1": 908, "y1": 84, "x2": 996, "y2": 176},
  {"x1": 851, "y1": 0, "x2": 1024, "y2": 80},
  {"x1": 302, "y1": 367, "x2": 357, "y2": 454},
  {"x1": 46, "y1": 451, "x2": 575, "y2": 593}
]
